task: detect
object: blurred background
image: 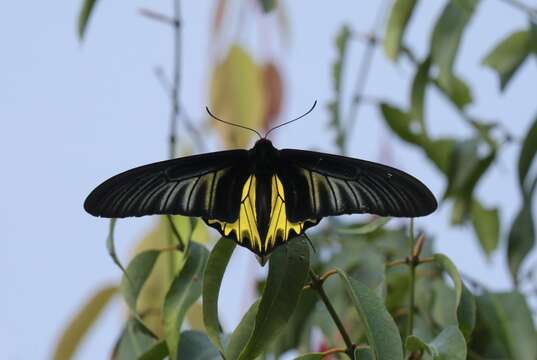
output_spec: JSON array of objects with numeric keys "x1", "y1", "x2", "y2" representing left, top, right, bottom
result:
[{"x1": 2, "y1": 0, "x2": 536, "y2": 359}]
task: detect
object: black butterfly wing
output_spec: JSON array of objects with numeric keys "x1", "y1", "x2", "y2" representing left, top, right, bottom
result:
[
  {"x1": 84, "y1": 150, "x2": 250, "y2": 222},
  {"x1": 276, "y1": 149, "x2": 437, "y2": 221}
]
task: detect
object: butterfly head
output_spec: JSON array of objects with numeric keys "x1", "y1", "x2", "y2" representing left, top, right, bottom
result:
[{"x1": 251, "y1": 138, "x2": 278, "y2": 164}]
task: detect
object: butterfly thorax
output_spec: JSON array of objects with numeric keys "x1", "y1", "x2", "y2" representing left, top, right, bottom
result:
[
  {"x1": 250, "y1": 139, "x2": 279, "y2": 240},
  {"x1": 250, "y1": 138, "x2": 279, "y2": 174}
]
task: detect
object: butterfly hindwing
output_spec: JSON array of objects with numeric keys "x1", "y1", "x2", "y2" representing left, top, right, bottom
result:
[
  {"x1": 84, "y1": 150, "x2": 250, "y2": 221},
  {"x1": 277, "y1": 149, "x2": 437, "y2": 221}
]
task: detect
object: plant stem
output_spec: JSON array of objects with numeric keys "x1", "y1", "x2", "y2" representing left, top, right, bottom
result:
[
  {"x1": 344, "y1": 0, "x2": 390, "y2": 154},
  {"x1": 406, "y1": 219, "x2": 416, "y2": 339},
  {"x1": 170, "y1": 0, "x2": 181, "y2": 160},
  {"x1": 166, "y1": 215, "x2": 185, "y2": 251},
  {"x1": 167, "y1": 0, "x2": 182, "y2": 279},
  {"x1": 309, "y1": 269, "x2": 354, "y2": 358}
]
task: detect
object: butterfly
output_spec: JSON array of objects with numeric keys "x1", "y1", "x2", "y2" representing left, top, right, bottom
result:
[{"x1": 84, "y1": 102, "x2": 437, "y2": 259}]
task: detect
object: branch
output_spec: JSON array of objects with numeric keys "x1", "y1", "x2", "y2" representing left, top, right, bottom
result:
[
  {"x1": 406, "y1": 219, "x2": 416, "y2": 340},
  {"x1": 344, "y1": 0, "x2": 391, "y2": 154},
  {"x1": 165, "y1": 0, "x2": 182, "y2": 278},
  {"x1": 309, "y1": 269, "x2": 355, "y2": 358}
]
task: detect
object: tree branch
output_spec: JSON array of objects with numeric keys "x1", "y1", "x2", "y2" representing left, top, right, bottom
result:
[
  {"x1": 344, "y1": 0, "x2": 390, "y2": 154},
  {"x1": 309, "y1": 269, "x2": 355, "y2": 358}
]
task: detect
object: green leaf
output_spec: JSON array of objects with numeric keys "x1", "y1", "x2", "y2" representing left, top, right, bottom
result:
[
  {"x1": 445, "y1": 139, "x2": 495, "y2": 201},
  {"x1": 470, "y1": 200, "x2": 500, "y2": 256},
  {"x1": 329, "y1": 25, "x2": 352, "y2": 151},
  {"x1": 163, "y1": 242, "x2": 209, "y2": 360},
  {"x1": 271, "y1": 290, "x2": 318, "y2": 357},
  {"x1": 457, "y1": 283, "x2": 476, "y2": 342},
  {"x1": 113, "y1": 319, "x2": 157, "y2": 360},
  {"x1": 433, "y1": 253, "x2": 462, "y2": 307},
  {"x1": 336, "y1": 269, "x2": 404, "y2": 360},
  {"x1": 410, "y1": 57, "x2": 431, "y2": 132},
  {"x1": 518, "y1": 115, "x2": 537, "y2": 190},
  {"x1": 138, "y1": 341, "x2": 169, "y2": 360},
  {"x1": 430, "y1": 0, "x2": 478, "y2": 93},
  {"x1": 203, "y1": 238, "x2": 236, "y2": 353},
  {"x1": 78, "y1": 0, "x2": 99, "y2": 40},
  {"x1": 238, "y1": 240, "x2": 310, "y2": 360},
  {"x1": 507, "y1": 195, "x2": 535, "y2": 281},
  {"x1": 131, "y1": 218, "x2": 186, "y2": 333},
  {"x1": 406, "y1": 326, "x2": 467, "y2": 359},
  {"x1": 121, "y1": 250, "x2": 161, "y2": 316},
  {"x1": 384, "y1": 0, "x2": 418, "y2": 61},
  {"x1": 432, "y1": 281, "x2": 458, "y2": 327},
  {"x1": 433, "y1": 74, "x2": 473, "y2": 109},
  {"x1": 258, "y1": 0, "x2": 276, "y2": 13},
  {"x1": 423, "y1": 138, "x2": 456, "y2": 174},
  {"x1": 355, "y1": 347, "x2": 374, "y2": 360},
  {"x1": 477, "y1": 291, "x2": 537, "y2": 360},
  {"x1": 177, "y1": 331, "x2": 220, "y2": 360},
  {"x1": 337, "y1": 217, "x2": 390, "y2": 235},
  {"x1": 52, "y1": 286, "x2": 117, "y2": 360},
  {"x1": 379, "y1": 102, "x2": 425, "y2": 145},
  {"x1": 107, "y1": 219, "x2": 127, "y2": 273},
  {"x1": 225, "y1": 301, "x2": 260, "y2": 359},
  {"x1": 482, "y1": 30, "x2": 532, "y2": 91}
]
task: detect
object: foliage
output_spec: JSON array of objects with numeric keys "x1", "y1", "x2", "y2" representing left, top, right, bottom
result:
[{"x1": 55, "y1": 1, "x2": 537, "y2": 359}]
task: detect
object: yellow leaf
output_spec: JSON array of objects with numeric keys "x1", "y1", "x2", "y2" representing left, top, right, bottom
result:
[
  {"x1": 131, "y1": 216, "x2": 213, "y2": 335},
  {"x1": 210, "y1": 45, "x2": 266, "y2": 148},
  {"x1": 186, "y1": 302, "x2": 205, "y2": 331},
  {"x1": 261, "y1": 62, "x2": 284, "y2": 131},
  {"x1": 52, "y1": 285, "x2": 117, "y2": 360},
  {"x1": 132, "y1": 217, "x2": 186, "y2": 335}
]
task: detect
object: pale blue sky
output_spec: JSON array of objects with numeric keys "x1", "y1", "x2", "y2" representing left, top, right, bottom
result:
[{"x1": 2, "y1": 1, "x2": 536, "y2": 359}]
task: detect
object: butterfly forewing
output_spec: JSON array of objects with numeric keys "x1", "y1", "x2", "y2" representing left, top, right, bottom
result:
[
  {"x1": 84, "y1": 150, "x2": 250, "y2": 221},
  {"x1": 277, "y1": 149, "x2": 437, "y2": 221}
]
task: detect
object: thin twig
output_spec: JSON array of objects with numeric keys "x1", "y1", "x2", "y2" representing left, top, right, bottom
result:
[
  {"x1": 180, "y1": 108, "x2": 207, "y2": 152},
  {"x1": 170, "y1": 1, "x2": 181, "y2": 160},
  {"x1": 387, "y1": 258, "x2": 408, "y2": 268},
  {"x1": 303, "y1": 268, "x2": 338, "y2": 289},
  {"x1": 153, "y1": 66, "x2": 206, "y2": 152},
  {"x1": 322, "y1": 344, "x2": 370, "y2": 357},
  {"x1": 166, "y1": 215, "x2": 185, "y2": 251},
  {"x1": 165, "y1": 0, "x2": 183, "y2": 278},
  {"x1": 344, "y1": 0, "x2": 391, "y2": 154},
  {"x1": 406, "y1": 219, "x2": 416, "y2": 340},
  {"x1": 309, "y1": 269, "x2": 355, "y2": 358},
  {"x1": 412, "y1": 233, "x2": 425, "y2": 258},
  {"x1": 139, "y1": 8, "x2": 180, "y2": 27},
  {"x1": 400, "y1": 45, "x2": 510, "y2": 147}
]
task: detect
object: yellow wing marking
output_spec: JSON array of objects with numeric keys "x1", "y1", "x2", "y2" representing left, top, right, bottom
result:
[{"x1": 208, "y1": 175, "x2": 316, "y2": 254}]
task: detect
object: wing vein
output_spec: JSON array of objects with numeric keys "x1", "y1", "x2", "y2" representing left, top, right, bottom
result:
[
  {"x1": 186, "y1": 176, "x2": 201, "y2": 212},
  {"x1": 345, "y1": 179, "x2": 360, "y2": 209},
  {"x1": 208, "y1": 172, "x2": 216, "y2": 218},
  {"x1": 308, "y1": 169, "x2": 317, "y2": 214},
  {"x1": 324, "y1": 174, "x2": 339, "y2": 212}
]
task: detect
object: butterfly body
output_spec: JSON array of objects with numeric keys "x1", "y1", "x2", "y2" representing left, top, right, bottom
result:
[{"x1": 85, "y1": 138, "x2": 437, "y2": 257}]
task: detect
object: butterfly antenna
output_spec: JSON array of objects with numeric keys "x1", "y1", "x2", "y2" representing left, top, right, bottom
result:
[
  {"x1": 303, "y1": 232, "x2": 317, "y2": 254},
  {"x1": 206, "y1": 106, "x2": 262, "y2": 139},
  {"x1": 263, "y1": 100, "x2": 317, "y2": 138}
]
